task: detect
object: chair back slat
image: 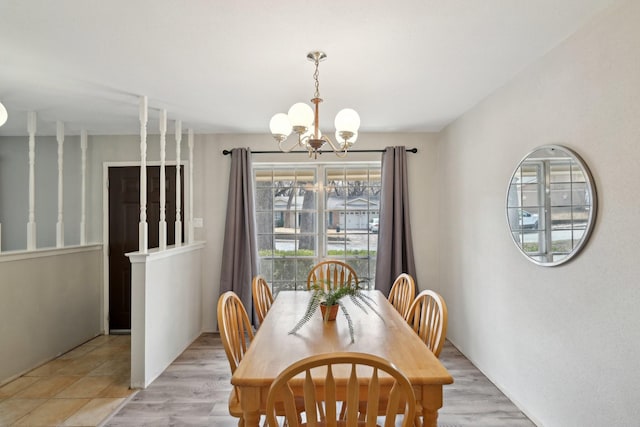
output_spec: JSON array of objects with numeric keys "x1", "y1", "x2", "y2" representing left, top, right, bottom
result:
[
  {"x1": 325, "y1": 366, "x2": 337, "y2": 424},
  {"x1": 281, "y1": 384, "x2": 300, "y2": 427},
  {"x1": 365, "y1": 368, "x2": 380, "y2": 427}
]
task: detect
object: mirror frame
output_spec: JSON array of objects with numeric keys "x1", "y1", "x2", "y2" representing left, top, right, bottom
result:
[{"x1": 505, "y1": 144, "x2": 597, "y2": 267}]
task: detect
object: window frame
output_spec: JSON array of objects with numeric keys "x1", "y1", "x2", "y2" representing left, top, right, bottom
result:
[{"x1": 253, "y1": 161, "x2": 381, "y2": 293}]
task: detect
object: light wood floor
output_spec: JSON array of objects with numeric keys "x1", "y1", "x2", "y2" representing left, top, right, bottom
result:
[
  {"x1": 0, "y1": 333, "x2": 536, "y2": 426},
  {"x1": 102, "y1": 334, "x2": 535, "y2": 427}
]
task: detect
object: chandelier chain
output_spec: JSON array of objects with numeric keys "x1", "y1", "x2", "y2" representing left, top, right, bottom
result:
[{"x1": 313, "y1": 57, "x2": 320, "y2": 99}]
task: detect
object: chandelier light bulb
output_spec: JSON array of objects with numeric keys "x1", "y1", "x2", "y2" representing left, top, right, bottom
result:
[
  {"x1": 269, "y1": 113, "x2": 292, "y2": 137},
  {"x1": 334, "y1": 108, "x2": 360, "y2": 133},
  {"x1": 288, "y1": 102, "x2": 314, "y2": 130},
  {"x1": 0, "y1": 101, "x2": 7, "y2": 127}
]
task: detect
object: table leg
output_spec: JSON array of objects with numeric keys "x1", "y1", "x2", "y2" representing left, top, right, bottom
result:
[
  {"x1": 238, "y1": 387, "x2": 261, "y2": 427},
  {"x1": 420, "y1": 385, "x2": 443, "y2": 427},
  {"x1": 244, "y1": 413, "x2": 260, "y2": 427}
]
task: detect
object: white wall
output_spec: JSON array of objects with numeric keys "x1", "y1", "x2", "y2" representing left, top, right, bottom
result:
[
  {"x1": 437, "y1": 1, "x2": 640, "y2": 426},
  {"x1": 128, "y1": 243, "x2": 204, "y2": 388},
  {"x1": 0, "y1": 246, "x2": 103, "y2": 385}
]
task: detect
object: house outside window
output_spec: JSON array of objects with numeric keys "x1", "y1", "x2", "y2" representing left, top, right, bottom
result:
[{"x1": 254, "y1": 163, "x2": 381, "y2": 294}]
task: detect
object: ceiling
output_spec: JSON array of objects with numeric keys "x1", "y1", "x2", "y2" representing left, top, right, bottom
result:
[{"x1": 0, "y1": 0, "x2": 619, "y2": 137}]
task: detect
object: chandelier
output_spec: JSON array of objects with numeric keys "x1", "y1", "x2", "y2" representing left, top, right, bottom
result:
[{"x1": 269, "y1": 51, "x2": 360, "y2": 158}]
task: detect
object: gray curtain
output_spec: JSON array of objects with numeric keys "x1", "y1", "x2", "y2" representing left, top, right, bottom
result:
[
  {"x1": 374, "y1": 146, "x2": 417, "y2": 296},
  {"x1": 219, "y1": 148, "x2": 258, "y2": 324}
]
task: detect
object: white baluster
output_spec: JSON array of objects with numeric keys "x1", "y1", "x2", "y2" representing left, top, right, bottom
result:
[
  {"x1": 56, "y1": 121, "x2": 64, "y2": 248},
  {"x1": 139, "y1": 96, "x2": 148, "y2": 253},
  {"x1": 80, "y1": 130, "x2": 88, "y2": 245},
  {"x1": 188, "y1": 129, "x2": 194, "y2": 244},
  {"x1": 159, "y1": 109, "x2": 167, "y2": 250},
  {"x1": 27, "y1": 112, "x2": 37, "y2": 250},
  {"x1": 174, "y1": 120, "x2": 182, "y2": 247}
]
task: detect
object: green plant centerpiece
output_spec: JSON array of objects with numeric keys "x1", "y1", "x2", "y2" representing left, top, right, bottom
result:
[{"x1": 288, "y1": 281, "x2": 383, "y2": 343}]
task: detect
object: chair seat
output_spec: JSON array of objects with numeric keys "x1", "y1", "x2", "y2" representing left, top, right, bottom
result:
[
  {"x1": 302, "y1": 422, "x2": 376, "y2": 427},
  {"x1": 229, "y1": 389, "x2": 244, "y2": 418},
  {"x1": 230, "y1": 387, "x2": 306, "y2": 420},
  {"x1": 355, "y1": 396, "x2": 424, "y2": 426}
]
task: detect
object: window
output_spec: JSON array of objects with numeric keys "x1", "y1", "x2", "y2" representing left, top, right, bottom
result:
[{"x1": 254, "y1": 163, "x2": 381, "y2": 293}]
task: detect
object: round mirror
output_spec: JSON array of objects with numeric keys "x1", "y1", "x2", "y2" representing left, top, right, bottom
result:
[{"x1": 506, "y1": 145, "x2": 597, "y2": 266}]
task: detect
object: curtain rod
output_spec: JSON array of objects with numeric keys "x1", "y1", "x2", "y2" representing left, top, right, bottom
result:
[{"x1": 222, "y1": 148, "x2": 418, "y2": 155}]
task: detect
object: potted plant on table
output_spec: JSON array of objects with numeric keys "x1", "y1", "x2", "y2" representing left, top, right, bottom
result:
[{"x1": 288, "y1": 281, "x2": 383, "y2": 343}]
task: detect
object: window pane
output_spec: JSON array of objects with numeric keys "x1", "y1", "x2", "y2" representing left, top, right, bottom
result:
[
  {"x1": 259, "y1": 259, "x2": 273, "y2": 281},
  {"x1": 549, "y1": 160, "x2": 572, "y2": 183},
  {"x1": 507, "y1": 207, "x2": 540, "y2": 231},
  {"x1": 273, "y1": 258, "x2": 295, "y2": 282},
  {"x1": 572, "y1": 206, "x2": 590, "y2": 230},
  {"x1": 571, "y1": 163, "x2": 586, "y2": 182},
  {"x1": 521, "y1": 183, "x2": 542, "y2": 207},
  {"x1": 550, "y1": 229, "x2": 574, "y2": 253},
  {"x1": 550, "y1": 183, "x2": 572, "y2": 207},
  {"x1": 257, "y1": 234, "x2": 274, "y2": 255},
  {"x1": 255, "y1": 169, "x2": 274, "y2": 187}
]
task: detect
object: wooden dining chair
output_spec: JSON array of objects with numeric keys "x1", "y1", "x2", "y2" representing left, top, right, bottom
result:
[
  {"x1": 387, "y1": 273, "x2": 416, "y2": 320},
  {"x1": 219, "y1": 291, "x2": 305, "y2": 426},
  {"x1": 217, "y1": 291, "x2": 255, "y2": 425},
  {"x1": 265, "y1": 352, "x2": 417, "y2": 427},
  {"x1": 405, "y1": 289, "x2": 448, "y2": 358},
  {"x1": 252, "y1": 275, "x2": 274, "y2": 325},
  {"x1": 307, "y1": 260, "x2": 358, "y2": 290}
]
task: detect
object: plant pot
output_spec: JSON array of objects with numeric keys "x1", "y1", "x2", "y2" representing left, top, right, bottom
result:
[{"x1": 320, "y1": 304, "x2": 339, "y2": 321}]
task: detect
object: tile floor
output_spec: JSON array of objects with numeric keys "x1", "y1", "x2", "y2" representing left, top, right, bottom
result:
[{"x1": 0, "y1": 335, "x2": 133, "y2": 426}]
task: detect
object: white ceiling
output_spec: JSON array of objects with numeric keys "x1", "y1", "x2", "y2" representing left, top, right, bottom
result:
[{"x1": 0, "y1": 0, "x2": 619, "y2": 137}]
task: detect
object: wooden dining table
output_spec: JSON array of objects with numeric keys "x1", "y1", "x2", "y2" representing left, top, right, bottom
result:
[{"x1": 231, "y1": 290, "x2": 453, "y2": 427}]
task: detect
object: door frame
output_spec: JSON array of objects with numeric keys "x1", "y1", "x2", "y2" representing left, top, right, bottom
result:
[{"x1": 101, "y1": 160, "x2": 189, "y2": 334}]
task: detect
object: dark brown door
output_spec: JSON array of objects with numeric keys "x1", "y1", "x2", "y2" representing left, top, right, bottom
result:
[{"x1": 108, "y1": 166, "x2": 184, "y2": 331}]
